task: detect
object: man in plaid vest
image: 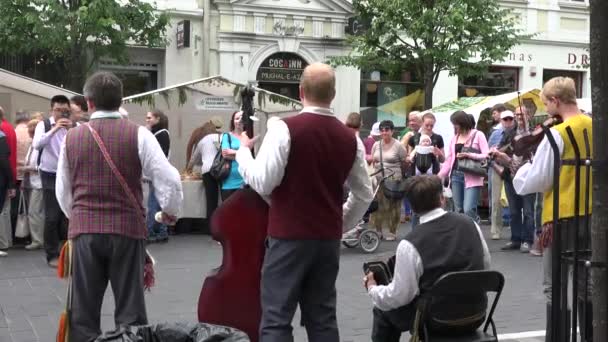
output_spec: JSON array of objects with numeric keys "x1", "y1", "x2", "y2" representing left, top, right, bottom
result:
[{"x1": 56, "y1": 72, "x2": 183, "y2": 341}]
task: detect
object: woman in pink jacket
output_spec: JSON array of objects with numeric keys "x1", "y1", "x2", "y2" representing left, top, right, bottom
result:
[{"x1": 439, "y1": 111, "x2": 489, "y2": 221}]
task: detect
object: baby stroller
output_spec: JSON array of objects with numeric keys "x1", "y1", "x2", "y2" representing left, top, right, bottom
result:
[{"x1": 341, "y1": 168, "x2": 394, "y2": 253}]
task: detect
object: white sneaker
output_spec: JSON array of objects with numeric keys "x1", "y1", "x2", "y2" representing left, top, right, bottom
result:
[
  {"x1": 0, "y1": 250, "x2": 7, "y2": 257},
  {"x1": 25, "y1": 242, "x2": 42, "y2": 250},
  {"x1": 385, "y1": 233, "x2": 396, "y2": 241}
]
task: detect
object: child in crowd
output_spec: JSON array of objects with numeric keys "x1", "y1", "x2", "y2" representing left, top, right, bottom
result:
[{"x1": 409, "y1": 134, "x2": 440, "y2": 176}]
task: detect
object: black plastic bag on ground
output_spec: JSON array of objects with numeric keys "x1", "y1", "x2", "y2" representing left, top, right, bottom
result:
[{"x1": 95, "y1": 322, "x2": 250, "y2": 342}]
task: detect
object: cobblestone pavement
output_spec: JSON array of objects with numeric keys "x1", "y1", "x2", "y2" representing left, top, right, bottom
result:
[{"x1": 0, "y1": 223, "x2": 546, "y2": 342}]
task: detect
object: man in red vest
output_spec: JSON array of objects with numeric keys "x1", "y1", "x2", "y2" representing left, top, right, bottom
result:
[{"x1": 237, "y1": 62, "x2": 373, "y2": 342}]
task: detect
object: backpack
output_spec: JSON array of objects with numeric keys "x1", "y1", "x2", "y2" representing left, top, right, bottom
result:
[{"x1": 37, "y1": 118, "x2": 52, "y2": 166}]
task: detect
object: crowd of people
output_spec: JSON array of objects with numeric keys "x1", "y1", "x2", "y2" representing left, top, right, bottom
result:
[
  {"x1": 0, "y1": 65, "x2": 592, "y2": 342},
  {"x1": 344, "y1": 99, "x2": 545, "y2": 258}
]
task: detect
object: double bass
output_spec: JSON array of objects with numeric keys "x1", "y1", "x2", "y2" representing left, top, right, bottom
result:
[
  {"x1": 197, "y1": 188, "x2": 268, "y2": 342},
  {"x1": 198, "y1": 87, "x2": 267, "y2": 342}
]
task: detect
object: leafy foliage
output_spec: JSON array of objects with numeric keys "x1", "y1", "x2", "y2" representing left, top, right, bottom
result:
[
  {"x1": 331, "y1": 0, "x2": 529, "y2": 108},
  {"x1": 0, "y1": 0, "x2": 169, "y2": 91}
]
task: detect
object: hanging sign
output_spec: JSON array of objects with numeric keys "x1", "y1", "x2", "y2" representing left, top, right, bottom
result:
[
  {"x1": 196, "y1": 96, "x2": 235, "y2": 110},
  {"x1": 256, "y1": 53, "x2": 308, "y2": 83}
]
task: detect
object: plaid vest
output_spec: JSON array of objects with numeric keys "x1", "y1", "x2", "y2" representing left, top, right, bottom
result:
[{"x1": 65, "y1": 118, "x2": 145, "y2": 239}]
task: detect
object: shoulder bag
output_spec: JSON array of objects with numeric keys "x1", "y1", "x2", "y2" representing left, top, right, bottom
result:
[
  {"x1": 14, "y1": 192, "x2": 30, "y2": 238},
  {"x1": 380, "y1": 140, "x2": 407, "y2": 200},
  {"x1": 456, "y1": 131, "x2": 488, "y2": 177},
  {"x1": 209, "y1": 133, "x2": 232, "y2": 181}
]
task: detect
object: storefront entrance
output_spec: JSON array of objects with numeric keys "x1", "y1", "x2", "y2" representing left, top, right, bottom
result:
[{"x1": 256, "y1": 52, "x2": 308, "y2": 101}]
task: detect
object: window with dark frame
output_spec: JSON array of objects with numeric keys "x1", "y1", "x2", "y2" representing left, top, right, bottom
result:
[
  {"x1": 359, "y1": 70, "x2": 423, "y2": 135},
  {"x1": 542, "y1": 69, "x2": 584, "y2": 98},
  {"x1": 459, "y1": 66, "x2": 520, "y2": 97}
]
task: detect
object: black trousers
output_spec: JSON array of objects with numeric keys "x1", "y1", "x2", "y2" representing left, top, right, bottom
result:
[
  {"x1": 10, "y1": 182, "x2": 20, "y2": 239},
  {"x1": 41, "y1": 171, "x2": 67, "y2": 261},
  {"x1": 220, "y1": 189, "x2": 238, "y2": 202},
  {"x1": 260, "y1": 238, "x2": 340, "y2": 342},
  {"x1": 371, "y1": 305, "x2": 416, "y2": 342},
  {"x1": 202, "y1": 173, "x2": 219, "y2": 220},
  {"x1": 70, "y1": 234, "x2": 147, "y2": 342}
]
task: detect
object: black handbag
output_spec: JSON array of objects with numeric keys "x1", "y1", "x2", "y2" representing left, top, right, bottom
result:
[
  {"x1": 379, "y1": 140, "x2": 407, "y2": 200},
  {"x1": 456, "y1": 131, "x2": 488, "y2": 177},
  {"x1": 209, "y1": 133, "x2": 232, "y2": 181}
]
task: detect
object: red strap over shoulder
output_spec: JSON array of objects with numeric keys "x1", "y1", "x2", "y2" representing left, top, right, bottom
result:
[{"x1": 85, "y1": 123, "x2": 144, "y2": 217}]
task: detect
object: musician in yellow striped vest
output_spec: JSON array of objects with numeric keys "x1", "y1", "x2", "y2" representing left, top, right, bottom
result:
[{"x1": 513, "y1": 76, "x2": 592, "y2": 341}]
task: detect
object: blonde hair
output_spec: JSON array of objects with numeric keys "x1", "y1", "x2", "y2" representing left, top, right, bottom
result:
[
  {"x1": 421, "y1": 111, "x2": 436, "y2": 122},
  {"x1": 542, "y1": 77, "x2": 577, "y2": 105},
  {"x1": 26, "y1": 119, "x2": 40, "y2": 136},
  {"x1": 30, "y1": 111, "x2": 44, "y2": 121},
  {"x1": 408, "y1": 111, "x2": 422, "y2": 121}
]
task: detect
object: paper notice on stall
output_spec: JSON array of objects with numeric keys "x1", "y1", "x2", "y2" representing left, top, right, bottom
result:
[{"x1": 196, "y1": 96, "x2": 236, "y2": 110}]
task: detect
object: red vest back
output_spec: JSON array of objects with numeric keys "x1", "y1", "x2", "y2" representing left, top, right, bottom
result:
[
  {"x1": 65, "y1": 119, "x2": 144, "y2": 239},
  {"x1": 269, "y1": 113, "x2": 357, "y2": 240}
]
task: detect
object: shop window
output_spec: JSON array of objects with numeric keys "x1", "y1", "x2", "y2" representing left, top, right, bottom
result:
[
  {"x1": 459, "y1": 66, "x2": 519, "y2": 97},
  {"x1": 542, "y1": 69, "x2": 583, "y2": 97},
  {"x1": 359, "y1": 70, "x2": 423, "y2": 134}
]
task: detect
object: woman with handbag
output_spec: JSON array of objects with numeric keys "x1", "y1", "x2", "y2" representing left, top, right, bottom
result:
[
  {"x1": 219, "y1": 111, "x2": 245, "y2": 201},
  {"x1": 438, "y1": 111, "x2": 489, "y2": 222},
  {"x1": 370, "y1": 120, "x2": 408, "y2": 241}
]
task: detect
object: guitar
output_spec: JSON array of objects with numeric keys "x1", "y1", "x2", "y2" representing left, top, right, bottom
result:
[{"x1": 197, "y1": 188, "x2": 269, "y2": 342}]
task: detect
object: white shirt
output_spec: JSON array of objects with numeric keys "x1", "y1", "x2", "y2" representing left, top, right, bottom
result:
[
  {"x1": 235, "y1": 106, "x2": 374, "y2": 231},
  {"x1": 190, "y1": 133, "x2": 220, "y2": 174},
  {"x1": 55, "y1": 111, "x2": 183, "y2": 218},
  {"x1": 513, "y1": 129, "x2": 564, "y2": 195},
  {"x1": 367, "y1": 208, "x2": 491, "y2": 311}
]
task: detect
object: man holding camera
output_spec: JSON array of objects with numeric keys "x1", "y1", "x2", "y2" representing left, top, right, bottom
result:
[{"x1": 32, "y1": 95, "x2": 75, "y2": 267}]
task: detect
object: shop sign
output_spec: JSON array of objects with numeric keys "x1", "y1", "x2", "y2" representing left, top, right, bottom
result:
[
  {"x1": 196, "y1": 96, "x2": 235, "y2": 110},
  {"x1": 176, "y1": 20, "x2": 190, "y2": 49},
  {"x1": 257, "y1": 69, "x2": 303, "y2": 82},
  {"x1": 567, "y1": 53, "x2": 590, "y2": 66},
  {"x1": 257, "y1": 53, "x2": 308, "y2": 83}
]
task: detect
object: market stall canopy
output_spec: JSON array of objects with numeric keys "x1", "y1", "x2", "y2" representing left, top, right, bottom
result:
[
  {"x1": 431, "y1": 89, "x2": 545, "y2": 146},
  {"x1": 122, "y1": 75, "x2": 302, "y2": 170}
]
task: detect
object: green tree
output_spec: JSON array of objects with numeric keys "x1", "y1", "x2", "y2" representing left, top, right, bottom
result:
[
  {"x1": 332, "y1": 0, "x2": 528, "y2": 109},
  {"x1": 0, "y1": 0, "x2": 169, "y2": 92}
]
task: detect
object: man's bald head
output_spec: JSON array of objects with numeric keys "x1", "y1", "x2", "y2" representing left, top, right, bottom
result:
[{"x1": 299, "y1": 63, "x2": 336, "y2": 106}]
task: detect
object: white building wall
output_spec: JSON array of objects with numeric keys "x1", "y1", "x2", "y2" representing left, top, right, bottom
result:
[
  {"x1": 333, "y1": 66, "x2": 361, "y2": 120},
  {"x1": 164, "y1": 13, "x2": 205, "y2": 86}
]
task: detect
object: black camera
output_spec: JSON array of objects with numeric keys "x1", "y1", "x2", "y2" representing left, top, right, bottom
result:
[{"x1": 60, "y1": 111, "x2": 71, "y2": 119}]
